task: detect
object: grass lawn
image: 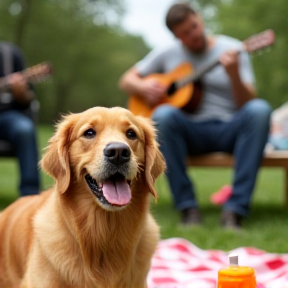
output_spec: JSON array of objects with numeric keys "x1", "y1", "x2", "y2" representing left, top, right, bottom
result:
[{"x1": 1, "y1": 124, "x2": 288, "y2": 254}]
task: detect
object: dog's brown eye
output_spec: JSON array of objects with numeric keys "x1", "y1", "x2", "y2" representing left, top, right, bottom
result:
[
  {"x1": 126, "y1": 129, "x2": 137, "y2": 140},
  {"x1": 84, "y1": 128, "x2": 96, "y2": 139}
]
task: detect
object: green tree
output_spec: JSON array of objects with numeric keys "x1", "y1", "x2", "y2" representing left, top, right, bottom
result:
[{"x1": 0, "y1": 0, "x2": 150, "y2": 122}]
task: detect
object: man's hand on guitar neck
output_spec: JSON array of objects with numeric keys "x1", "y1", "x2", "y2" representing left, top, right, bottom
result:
[
  {"x1": 219, "y1": 50, "x2": 256, "y2": 108},
  {"x1": 219, "y1": 50, "x2": 239, "y2": 79},
  {"x1": 7, "y1": 72, "x2": 34, "y2": 104}
]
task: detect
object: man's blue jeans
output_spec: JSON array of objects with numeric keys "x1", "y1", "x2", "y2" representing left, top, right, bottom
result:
[
  {"x1": 0, "y1": 110, "x2": 40, "y2": 196},
  {"x1": 152, "y1": 99, "x2": 272, "y2": 216}
]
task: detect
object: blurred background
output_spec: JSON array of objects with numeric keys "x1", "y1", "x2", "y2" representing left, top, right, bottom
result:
[{"x1": 1, "y1": 0, "x2": 287, "y2": 124}]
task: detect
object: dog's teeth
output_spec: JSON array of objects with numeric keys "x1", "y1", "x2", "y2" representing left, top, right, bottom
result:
[{"x1": 98, "y1": 181, "x2": 103, "y2": 188}]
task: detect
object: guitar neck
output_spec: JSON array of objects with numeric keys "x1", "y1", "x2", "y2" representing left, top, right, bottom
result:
[
  {"x1": 0, "y1": 62, "x2": 52, "y2": 92},
  {"x1": 177, "y1": 59, "x2": 221, "y2": 88}
]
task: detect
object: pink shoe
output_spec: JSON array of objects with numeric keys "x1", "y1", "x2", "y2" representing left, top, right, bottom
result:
[{"x1": 210, "y1": 185, "x2": 232, "y2": 205}]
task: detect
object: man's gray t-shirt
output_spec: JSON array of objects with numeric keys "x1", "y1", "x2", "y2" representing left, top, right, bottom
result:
[{"x1": 135, "y1": 35, "x2": 255, "y2": 122}]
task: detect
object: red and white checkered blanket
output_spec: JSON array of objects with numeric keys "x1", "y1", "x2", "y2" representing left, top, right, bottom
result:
[{"x1": 147, "y1": 238, "x2": 288, "y2": 288}]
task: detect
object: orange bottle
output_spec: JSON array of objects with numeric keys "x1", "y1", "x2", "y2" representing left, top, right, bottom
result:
[{"x1": 217, "y1": 254, "x2": 256, "y2": 288}]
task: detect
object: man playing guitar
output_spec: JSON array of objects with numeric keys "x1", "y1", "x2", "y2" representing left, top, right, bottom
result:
[{"x1": 119, "y1": 3, "x2": 272, "y2": 230}]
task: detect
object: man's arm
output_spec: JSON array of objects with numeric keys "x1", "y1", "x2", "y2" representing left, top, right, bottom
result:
[
  {"x1": 119, "y1": 67, "x2": 146, "y2": 95},
  {"x1": 220, "y1": 50, "x2": 256, "y2": 108},
  {"x1": 10, "y1": 44, "x2": 35, "y2": 105}
]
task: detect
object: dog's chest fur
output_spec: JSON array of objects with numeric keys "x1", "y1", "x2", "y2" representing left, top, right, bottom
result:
[{"x1": 33, "y1": 190, "x2": 157, "y2": 288}]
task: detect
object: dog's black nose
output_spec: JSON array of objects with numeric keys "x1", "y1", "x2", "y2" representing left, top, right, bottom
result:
[{"x1": 104, "y1": 142, "x2": 131, "y2": 165}]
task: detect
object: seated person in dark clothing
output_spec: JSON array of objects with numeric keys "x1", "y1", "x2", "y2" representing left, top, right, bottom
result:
[{"x1": 0, "y1": 41, "x2": 40, "y2": 197}]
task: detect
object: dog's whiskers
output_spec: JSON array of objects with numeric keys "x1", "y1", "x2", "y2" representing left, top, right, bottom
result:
[{"x1": 137, "y1": 164, "x2": 144, "y2": 173}]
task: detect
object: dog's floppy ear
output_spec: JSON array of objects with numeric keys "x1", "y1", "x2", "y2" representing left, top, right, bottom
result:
[
  {"x1": 137, "y1": 116, "x2": 166, "y2": 198},
  {"x1": 41, "y1": 114, "x2": 77, "y2": 194}
]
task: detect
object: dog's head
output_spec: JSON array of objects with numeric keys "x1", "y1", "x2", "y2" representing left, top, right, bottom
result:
[{"x1": 41, "y1": 107, "x2": 166, "y2": 211}]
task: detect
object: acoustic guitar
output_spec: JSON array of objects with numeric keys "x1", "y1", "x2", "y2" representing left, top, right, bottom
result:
[
  {"x1": 128, "y1": 29, "x2": 275, "y2": 117},
  {"x1": 0, "y1": 62, "x2": 52, "y2": 92}
]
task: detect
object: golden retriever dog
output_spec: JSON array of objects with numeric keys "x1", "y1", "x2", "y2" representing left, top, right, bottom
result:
[{"x1": 0, "y1": 106, "x2": 166, "y2": 288}]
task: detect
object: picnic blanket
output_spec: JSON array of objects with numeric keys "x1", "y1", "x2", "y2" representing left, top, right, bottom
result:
[{"x1": 147, "y1": 238, "x2": 288, "y2": 288}]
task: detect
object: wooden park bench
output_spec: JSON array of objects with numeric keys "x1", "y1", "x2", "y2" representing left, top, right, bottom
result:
[{"x1": 187, "y1": 151, "x2": 288, "y2": 207}]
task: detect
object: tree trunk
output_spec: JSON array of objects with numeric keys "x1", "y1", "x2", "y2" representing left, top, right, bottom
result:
[{"x1": 14, "y1": 0, "x2": 32, "y2": 47}]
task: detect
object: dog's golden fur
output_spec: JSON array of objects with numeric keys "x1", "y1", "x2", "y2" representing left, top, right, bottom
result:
[{"x1": 0, "y1": 107, "x2": 165, "y2": 288}]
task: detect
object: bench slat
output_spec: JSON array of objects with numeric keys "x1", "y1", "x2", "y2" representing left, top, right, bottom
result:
[{"x1": 187, "y1": 152, "x2": 288, "y2": 168}]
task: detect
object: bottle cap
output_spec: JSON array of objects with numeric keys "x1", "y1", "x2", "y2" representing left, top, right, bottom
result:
[{"x1": 229, "y1": 253, "x2": 238, "y2": 266}]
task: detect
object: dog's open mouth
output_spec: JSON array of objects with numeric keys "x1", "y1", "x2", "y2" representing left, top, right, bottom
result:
[{"x1": 85, "y1": 173, "x2": 132, "y2": 206}]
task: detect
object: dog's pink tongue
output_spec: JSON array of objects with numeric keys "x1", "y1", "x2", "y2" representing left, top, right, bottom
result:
[{"x1": 102, "y1": 179, "x2": 131, "y2": 206}]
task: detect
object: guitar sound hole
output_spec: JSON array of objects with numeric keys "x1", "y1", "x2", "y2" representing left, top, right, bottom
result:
[{"x1": 167, "y1": 82, "x2": 177, "y2": 96}]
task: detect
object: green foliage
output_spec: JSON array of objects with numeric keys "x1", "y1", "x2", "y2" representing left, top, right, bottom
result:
[{"x1": 0, "y1": 0, "x2": 150, "y2": 123}]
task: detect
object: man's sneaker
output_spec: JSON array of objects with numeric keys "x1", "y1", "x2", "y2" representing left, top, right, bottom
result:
[
  {"x1": 180, "y1": 207, "x2": 202, "y2": 226},
  {"x1": 220, "y1": 210, "x2": 243, "y2": 230}
]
